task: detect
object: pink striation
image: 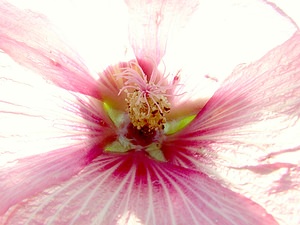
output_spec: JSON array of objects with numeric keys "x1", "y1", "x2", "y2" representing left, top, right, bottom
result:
[
  {"x1": 0, "y1": 1, "x2": 101, "y2": 100},
  {"x1": 1, "y1": 0, "x2": 299, "y2": 224}
]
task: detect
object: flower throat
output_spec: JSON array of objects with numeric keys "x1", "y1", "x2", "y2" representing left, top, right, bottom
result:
[{"x1": 104, "y1": 61, "x2": 195, "y2": 161}]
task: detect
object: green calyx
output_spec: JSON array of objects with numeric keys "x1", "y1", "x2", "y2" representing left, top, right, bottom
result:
[{"x1": 103, "y1": 101, "x2": 195, "y2": 161}]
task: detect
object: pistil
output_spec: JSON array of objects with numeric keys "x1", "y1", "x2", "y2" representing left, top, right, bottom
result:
[
  {"x1": 126, "y1": 89, "x2": 170, "y2": 134},
  {"x1": 116, "y1": 61, "x2": 172, "y2": 135}
]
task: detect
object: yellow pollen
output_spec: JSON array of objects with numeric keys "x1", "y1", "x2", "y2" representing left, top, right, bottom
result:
[{"x1": 126, "y1": 90, "x2": 170, "y2": 133}]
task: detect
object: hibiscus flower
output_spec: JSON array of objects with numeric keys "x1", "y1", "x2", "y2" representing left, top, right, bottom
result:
[{"x1": 0, "y1": 0, "x2": 299, "y2": 224}]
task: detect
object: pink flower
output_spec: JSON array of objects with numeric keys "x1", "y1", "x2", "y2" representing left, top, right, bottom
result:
[{"x1": 1, "y1": 0, "x2": 300, "y2": 224}]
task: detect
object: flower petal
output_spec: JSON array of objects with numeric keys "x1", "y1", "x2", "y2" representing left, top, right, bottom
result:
[
  {"x1": 125, "y1": 0, "x2": 199, "y2": 74},
  {"x1": 166, "y1": 31, "x2": 300, "y2": 224},
  {"x1": 0, "y1": 58, "x2": 115, "y2": 215},
  {"x1": 164, "y1": 0, "x2": 297, "y2": 118},
  {"x1": 0, "y1": 1, "x2": 101, "y2": 99},
  {"x1": 172, "y1": 30, "x2": 300, "y2": 150},
  {"x1": 1, "y1": 152, "x2": 277, "y2": 225},
  {"x1": 98, "y1": 61, "x2": 136, "y2": 111}
]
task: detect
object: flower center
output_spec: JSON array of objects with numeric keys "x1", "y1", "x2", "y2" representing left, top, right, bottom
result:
[
  {"x1": 118, "y1": 61, "x2": 172, "y2": 135},
  {"x1": 103, "y1": 60, "x2": 195, "y2": 162},
  {"x1": 126, "y1": 88, "x2": 170, "y2": 134}
]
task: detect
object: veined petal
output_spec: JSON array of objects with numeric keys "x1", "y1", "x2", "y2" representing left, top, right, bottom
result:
[
  {"x1": 98, "y1": 61, "x2": 136, "y2": 111},
  {"x1": 1, "y1": 152, "x2": 277, "y2": 225},
  {"x1": 164, "y1": 0, "x2": 297, "y2": 118},
  {"x1": 0, "y1": 59, "x2": 115, "y2": 215},
  {"x1": 0, "y1": 1, "x2": 101, "y2": 99},
  {"x1": 171, "y1": 30, "x2": 300, "y2": 149},
  {"x1": 165, "y1": 31, "x2": 300, "y2": 224},
  {"x1": 125, "y1": 0, "x2": 199, "y2": 75}
]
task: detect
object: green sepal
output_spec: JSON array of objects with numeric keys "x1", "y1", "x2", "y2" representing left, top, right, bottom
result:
[
  {"x1": 164, "y1": 115, "x2": 196, "y2": 135},
  {"x1": 103, "y1": 102, "x2": 126, "y2": 128},
  {"x1": 104, "y1": 136, "x2": 133, "y2": 153}
]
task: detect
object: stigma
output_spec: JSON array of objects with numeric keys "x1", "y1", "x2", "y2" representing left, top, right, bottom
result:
[{"x1": 116, "y1": 61, "x2": 172, "y2": 134}]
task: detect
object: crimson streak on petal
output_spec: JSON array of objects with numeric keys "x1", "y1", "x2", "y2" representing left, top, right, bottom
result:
[{"x1": 2, "y1": 152, "x2": 278, "y2": 225}]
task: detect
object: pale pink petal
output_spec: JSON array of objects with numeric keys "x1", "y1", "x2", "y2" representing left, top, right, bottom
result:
[
  {"x1": 125, "y1": 0, "x2": 198, "y2": 75},
  {"x1": 97, "y1": 61, "x2": 134, "y2": 111},
  {"x1": 171, "y1": 30, "x2": 300, "y2": 147},
  {"x1": 0, "y1": 63, "x2": 115, "y2": 215},
  {"x1": 1, "y1": 152, "x2": 277, "y2": 225},
  {"x1": 165, "y1": 31, "x2": 300, "y2": 224},
  {"x1": 261, "y1": 0, "x2": 299, "y2": 29},
  {"x1": 165, "y1": 0, "x2": 297, "y2": 118},
  {"x1": 0, "y1": 1, "x2": 101, "y2": 99}
]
